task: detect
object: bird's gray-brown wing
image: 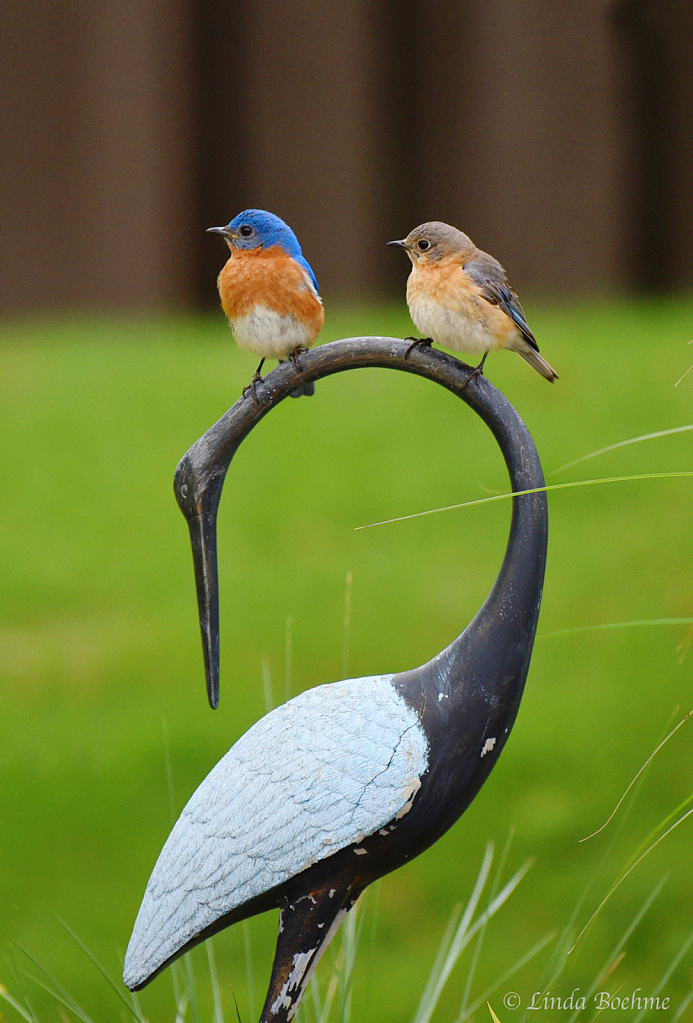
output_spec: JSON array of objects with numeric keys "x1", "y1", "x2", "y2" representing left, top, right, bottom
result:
[
  {"x1": 464, "y1": 256, "x2": 539, "y2": 352},
  {"x1": 123, "y1": 675, "x2": 428, "y2": 989}
]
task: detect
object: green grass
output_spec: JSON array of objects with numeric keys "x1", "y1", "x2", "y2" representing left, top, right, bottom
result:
[{"x1": 1, "y1": 298, "x2": 693, "y2": 1021}]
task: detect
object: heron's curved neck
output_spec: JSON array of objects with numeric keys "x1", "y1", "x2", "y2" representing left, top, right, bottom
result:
[{"x1": 433, "y1": 390, "x2": 547, "y2": 693}]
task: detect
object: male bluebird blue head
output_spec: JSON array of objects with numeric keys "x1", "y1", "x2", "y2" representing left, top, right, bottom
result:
[
  {"x1": 388, "y1": 221, "x2": 557, "y2": 382},
  {"x1": 207, "y1": 209, "x2": 324, "y2": 398}
]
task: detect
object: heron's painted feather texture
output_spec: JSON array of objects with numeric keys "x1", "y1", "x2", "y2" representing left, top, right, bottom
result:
[{"x1": 124, "y1": 675, "x2": 428, "y2": 988}]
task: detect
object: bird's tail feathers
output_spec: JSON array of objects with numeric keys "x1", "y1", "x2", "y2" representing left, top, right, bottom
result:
[
  {"x1": 290, "y1": 381, "x2": 315, "y2": 398},
  {"x1": 517, "y1": 348, "x2": 558, "y2": 382}
]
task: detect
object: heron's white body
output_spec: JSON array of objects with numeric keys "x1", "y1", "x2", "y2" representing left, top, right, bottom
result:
[{"x1": 124, "y1": 674, "x2": 428, "y2": 989}]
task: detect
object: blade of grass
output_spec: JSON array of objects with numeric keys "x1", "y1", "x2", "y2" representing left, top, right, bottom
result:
[
  {"x1": 305, "y1": 969, "x2": 322, "y2": 1023},
  {"x1": 549, "y1": 424, "x2": 693, "y2": 475},
  {"x1": 318, "y1": 946, "x2": 342, "y2": 1023},
  {"x1": 540, "y1": 619, "x2": 693, "y2": 640},
  {"x1": 207, "y1": 939, "x2": 224, "y2": 1023},
  {"x1": 414, "y1": 902, "x2": 465, "y2": 1023},
  {"x1": 567, "y1": 875, "x2": 669, "y2": 1022},
  {"x1": 339, "y1": 894, "x2": 370, "y2": 1023},
  {"x1": 131, "y1": 989, "x2": 145, "y2": 1022},
  {"x1": 532, "y1": 708, "x2": 682, "y2": 1017},
  {"x1": 579, "y1": 709, "x2": 692, "y2": 841},
  {"x1": 459, "y1": 832, "x2": 514, "y2": 1018},
  {"x1": 674, "y1": 363, "x2": 693, "y2": 387},
  {"x1": 414, "y1": 852, "x2": 534, "y2": 1023},
  {"x1": 626, "y1": 792, "x2": 693, "y2": 869},
  {"x1": 12, "y1": 943, "x2": 96, "y2": 1023},
  {"x1": 0, "y1": 986, "x2": 36, "y2": 1023},
  {"x1": 570, "y1": 804, "x2": 693, "y2": 953},
  {"x1": 16, "y1": 968, "x2": 95, "y2": 1023},
  {"x1": 633, "y1": 923, "x2": 693, "y2": 1023},
  {"x1": 413, "y1": 843, "x2": 494, "y2": 1023},
  {"x1": 487, "y1": 1003, "x2": 503, "y2": 1023},
  {"x1": 1, "y1": 952, "x2": 39, "y2": 1023},
  {"x1": 672, "y1": 987, "x2": 693, "y2": 1022},
  {"x1": 174, "y1": 990, "x2": 190, "y2": 1023},
  {"x1": 171, "y1": 959, "x2": 186, "y2": 1020},
  {"x1": 356, "y1": 473, "x2": 693, "y2": 530},
  {"x1": 56, "y1": 916, "x2": 146, "y2": 1022},
  {"x1": 185, "y1": 953, "x2": 199, "y2": 1023},
  {"x1": 456, "y1": 931, "x2": 556, "y2": 1023},
  {"x1": 242, "y1": 919, "x2": 256, "y2": 1022}
]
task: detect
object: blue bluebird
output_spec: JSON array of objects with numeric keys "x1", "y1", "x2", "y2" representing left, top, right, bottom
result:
[
  {"x1": 389, "y1": 221, "x2": 558, "y2": 382},
  {"x1": 207, "y1": 209, "x2": 324, "y2": 398}
]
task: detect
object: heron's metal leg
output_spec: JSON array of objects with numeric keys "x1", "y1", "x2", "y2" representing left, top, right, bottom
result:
[{"x1": 258, "y1": 885, "x2": 357, "y2": 1022}]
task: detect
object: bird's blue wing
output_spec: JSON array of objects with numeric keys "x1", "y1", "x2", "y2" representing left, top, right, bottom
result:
[
  {"x1": 464, "y1": 257, "x2": 539, "y2": 352},
  {"x1": 295, "y1": 253, "x2": 320, "y2": 295},
  {"x1": 124, "y1": 675, "x2": 428, "y2": 988}
]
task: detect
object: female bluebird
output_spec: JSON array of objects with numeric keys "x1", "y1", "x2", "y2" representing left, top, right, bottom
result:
[
  {"x1": 389, "y1": 222, "x2": 558, "y2": 382},
  {"x1": 208, "y1": 209, "x2": 324, "y2": 397}
]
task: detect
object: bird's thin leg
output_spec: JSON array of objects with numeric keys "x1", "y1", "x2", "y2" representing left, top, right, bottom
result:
[
  {"x1": 243, "y1": 358, "x2": 266, "y2": 403},
  {"x1": 461, "y1": 351, "x2": 488, "y2": 389},
  {"x1": 285, "y1": 348, "x2": 314, "y2": 398},
  {"x1": 288, "y1": 346, "x2": 307, "y2": 370},
  {"x1": 404, "y1": 337, "x2": 435, "y2": 360},
  {"x1": 258, "y1": 885, "x2": 358, "y2": 1023}
]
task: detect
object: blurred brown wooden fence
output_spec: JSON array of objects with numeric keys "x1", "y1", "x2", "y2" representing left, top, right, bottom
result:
[{"x1": 1, "y1": 0, "x2": 691, "y2": 313}]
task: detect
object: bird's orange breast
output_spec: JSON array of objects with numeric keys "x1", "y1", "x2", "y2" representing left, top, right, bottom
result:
[
  {"x1": 406, "y1": 257, "x2": 481, "y2": 312},
  {"x1": 217, "y1": 246, "x2": 323, "y2": 335}
]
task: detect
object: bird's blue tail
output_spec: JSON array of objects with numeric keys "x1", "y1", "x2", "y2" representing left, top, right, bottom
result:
[{"x1": 290, "y1": 381, "x2": 315, "y2": 398}]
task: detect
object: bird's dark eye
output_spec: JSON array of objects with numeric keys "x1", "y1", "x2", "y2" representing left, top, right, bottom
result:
[
  {"x1": 240, "y1": 225, "x2": 253, "y2": 237},
  {"x1": 418, "y1": 239, "x2": 430, "y2": 251}
]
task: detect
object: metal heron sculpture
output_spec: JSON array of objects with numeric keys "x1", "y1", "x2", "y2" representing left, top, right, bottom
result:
[{"x1": 123, "y1": 338, "x2": 548, "y2": 1021}]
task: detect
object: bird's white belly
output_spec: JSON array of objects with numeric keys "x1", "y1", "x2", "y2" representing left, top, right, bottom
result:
[
  {"x1": 408, "y1": 297, "x2": 498, "y2": 355},
  {"x1": 230, "y1": 306, "x2": 314, "y2": 359}
]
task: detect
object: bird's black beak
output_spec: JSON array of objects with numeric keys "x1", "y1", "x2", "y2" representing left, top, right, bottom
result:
[
  {"x1": 207, "y1": 226, "x2": 234, "y2": 239},
  {"x1": 387, "y1": 239, "x2": 408, "y2": 249}
]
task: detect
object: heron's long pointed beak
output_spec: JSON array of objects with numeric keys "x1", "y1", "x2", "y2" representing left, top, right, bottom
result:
[{"x1": 174, "y1": 455, "x2": 223, "y2": 709}]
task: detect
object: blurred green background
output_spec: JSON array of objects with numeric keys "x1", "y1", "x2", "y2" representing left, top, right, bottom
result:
[{"x1": 1, "y1": 301, "x2": 692, "y2": 1021}]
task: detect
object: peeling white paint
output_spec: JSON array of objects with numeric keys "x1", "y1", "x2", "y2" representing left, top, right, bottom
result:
[
  {"x1": 379, "y1": 829, "x2": 389, "y2": 837},
  {"x1": 285, "y1": 909, "x2": 347, "y2": 1020},
  {"x1": 353, "y1": 847, "x2": 367, "y2": 855},
  {"x1": 270, "y1": 948, "x2": 318, "y2": 1016},
  {"x1": 395, "y1": 776, "x2": 422, "y2": 819},
  {"x1": 480, "y1": 737, "x2": 497, "y2": 758}
]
